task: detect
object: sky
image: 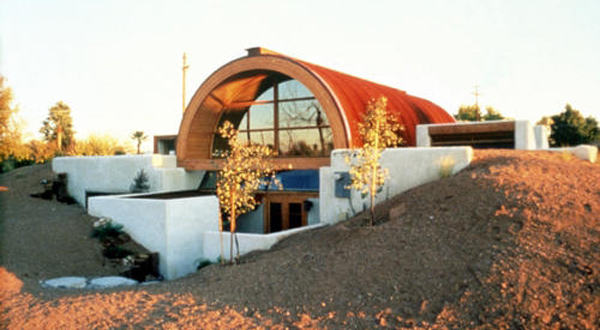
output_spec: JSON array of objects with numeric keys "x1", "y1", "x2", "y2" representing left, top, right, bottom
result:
[{"x1": 1, "y1": 0, "x2": 599, "y2": 151}]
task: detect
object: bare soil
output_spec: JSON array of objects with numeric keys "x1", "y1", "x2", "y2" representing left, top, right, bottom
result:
[{"x1": 1, "y1": 150, "x2": 599, "y2": 329}]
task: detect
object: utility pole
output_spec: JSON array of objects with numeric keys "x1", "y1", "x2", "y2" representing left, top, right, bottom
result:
[
  {"x1": 472, "y1": 85, "x2": 482, "y2": 121},
  {"x1": 182, "y1": 52, "x2": 190, "y2": 113}
]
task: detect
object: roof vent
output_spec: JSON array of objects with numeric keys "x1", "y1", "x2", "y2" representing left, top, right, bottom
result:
[{"x1": 246, "y1": 47, "x2": 281, "y2": 57}]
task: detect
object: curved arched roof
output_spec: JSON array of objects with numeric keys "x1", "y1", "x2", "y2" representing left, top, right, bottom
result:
[{"x1": 177, "y1": 47, "x2": 454, "y2": 170}]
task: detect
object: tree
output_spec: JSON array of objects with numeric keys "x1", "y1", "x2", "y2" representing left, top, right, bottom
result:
[
  {"x1": 0, "y1": 77, "x2": 30, "y2": 170},
  {"x1": 454, "y1": 104, "x2": 481, "y2": 121},
  {"x1": 0, "y1": 77, "x2": 14, "y2": 138},
  {"x1": 549, "y1": 104, "x2": 599, "y2": 147},
  {"x1": 131, "y1": 131, "x2": 148, "y2": 154},
  {"x1": 454, "y1": 104, "x2": 505, "y2": 122},
  {"x1": 40, "y1": 101, "x2": 75, "y2": 152},
  {"x1": 74, "y1": 134, "x2": 133, "y2": 156},
  {"x1": 215, "y1": 120, "x2": 279, "y2": 263},
  {"x1": 482, "y1": 106, "x2": 505, "y2": 121},
  {"x1": 346, "y1": 97, "x2": 403, "y2": 226}
]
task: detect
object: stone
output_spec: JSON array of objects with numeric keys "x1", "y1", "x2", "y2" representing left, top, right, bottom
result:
[
  {"x1": 89, "y1": 276, "x2": 138, "y2": 288},
  {"x1": 43, "y1": 276, "x2": 88, "y2": 289}
]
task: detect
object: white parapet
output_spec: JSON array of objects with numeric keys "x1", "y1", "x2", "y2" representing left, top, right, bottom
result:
[
  {"x1": 515, "y1": 120, "x2": 535, "y2": 150},
  {"x1": 534, "y1": 125, "x2": 550, "y2": 149},
  {"x1": 320, "y1": 147, "x2": 473, "y2": 226},
  {"x1": 88, "y1": 193, "x2": 219, "y2": 280},
  {"x1": 52, "y1": 155, "x2": 205, "y2": 206}
]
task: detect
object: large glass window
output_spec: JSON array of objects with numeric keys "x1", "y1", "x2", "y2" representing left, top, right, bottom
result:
[{"x1": 212, "y1": 75, "x2": 333, "y2": 157}]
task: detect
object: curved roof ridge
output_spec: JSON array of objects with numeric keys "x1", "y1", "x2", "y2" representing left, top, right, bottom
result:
[{"x1": 248, "y1": 48, "x2": 454, "y2": 146}]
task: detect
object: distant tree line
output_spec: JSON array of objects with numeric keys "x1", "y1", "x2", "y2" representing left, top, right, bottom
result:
[{"x1": 0, "y1": 76, "x2": 134, "y2": 173}]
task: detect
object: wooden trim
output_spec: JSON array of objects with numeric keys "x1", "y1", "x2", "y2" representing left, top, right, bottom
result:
[
  {"x1": 428, "y1": 121, "x2": 515, "y2": 135},
  {"x1": 177, "y1": 55, "x2": 350, "y2": 170},
  {"x1": 262, "y1": 191, "x2": 318, "y2": 233}
]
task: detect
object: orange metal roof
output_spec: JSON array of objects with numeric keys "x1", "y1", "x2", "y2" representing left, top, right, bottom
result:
[
  {"x1": 253, "y1": 48, "x2": 455, "y2": 146},
  {"x1": 177, "y1": 48, "x2": 457, "y2": 170}
]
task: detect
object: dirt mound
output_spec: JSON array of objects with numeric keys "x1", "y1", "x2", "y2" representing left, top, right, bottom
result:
[{"x1": 1, "y1": 150, "x2": 599, "y2": 328}]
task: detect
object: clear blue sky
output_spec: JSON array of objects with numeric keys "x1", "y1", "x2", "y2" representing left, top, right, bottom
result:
[{"x1": 1, "y1": 0, "x2": 599, "y2": 150}]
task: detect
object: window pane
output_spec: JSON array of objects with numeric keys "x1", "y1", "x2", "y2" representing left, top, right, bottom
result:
[
  {"x1": 289, "y1": 203, "x2": 303, "y2": 229},
  {"x1": 270, "y1": 203, "x2": 282, "y2": 233},
  {"x1": 279, "y1": 100, "x2": 328, "y2": 129},
  {"x1": 249, "y1": 103, "x2": 273, "y2": 130},
  {"x1": 256, "y1": 87, "x2": 274, "y2": 102},
  {"x1": 278, "y1": 79, "x2": 313, "y2": 100},
  {"x1": 249, "y1": 131, "x2": 275, "y2": 150},
  {"x1": 279, "y1": 127, "x2": 334, "y2": 157},
  {"x1": 218, "y1": 107, "x2": 248, "y2": 130}
]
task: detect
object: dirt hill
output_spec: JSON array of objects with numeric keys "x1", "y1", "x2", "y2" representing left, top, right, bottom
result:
[{"x1": 1, "y1": 150, "x2": 599, "y2": 329}]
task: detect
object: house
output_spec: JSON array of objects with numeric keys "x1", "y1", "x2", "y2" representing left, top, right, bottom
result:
[
  {"x1": 173, "y1": 47, "x2": 456, "y2": 234},
  {"x1": 55, "y1": 47, "x2": 478, "y2": 279}
]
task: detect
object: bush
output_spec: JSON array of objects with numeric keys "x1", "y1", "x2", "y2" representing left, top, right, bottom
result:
[
  {"x1": 130, "y1": 169, "x2": 150, "y2": 193},
  {"x1": 91, "y1": 222, "x2": 125, "y2": 242},
  {"x1": 103, "y1": 245, "x2": 134, "y2": 259}
]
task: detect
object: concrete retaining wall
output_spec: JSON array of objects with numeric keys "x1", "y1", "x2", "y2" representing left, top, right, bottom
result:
[
  {"x1": 53, "y1": 155, "x2": 205, "y2": 206},
  {"x1": 319, "y1": 147, "x2": 473, "y2": 225},
  {"x1": 544, "y1": 145, "x2": 598, "y2": 163},
  {"x1": 88, "y1": 194, "x2": 219, "y2": 280},
  {"x1": 202, "y1": 224, "x2": 324, "y2": 262}
]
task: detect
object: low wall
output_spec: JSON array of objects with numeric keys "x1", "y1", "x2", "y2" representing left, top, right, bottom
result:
[
  {"x1": 319, "y1": 147, "x2": 473, "y2": 225},
  {"x1": 53, "y1": 155, "x2": 205, "y2": 206},
  {"x1": 202, "y1": 224, "x2": 325, "y2": 262},
  {"x1": 544, "y1": 145, "x2": 598, "y2": 163},
  {"x1": 88, "y1": 194, "x2": 219, "y2": 280}
]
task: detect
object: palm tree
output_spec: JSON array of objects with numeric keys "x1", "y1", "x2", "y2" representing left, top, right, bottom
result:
[{"x1": 131, "y1": 131, "x2": 148, "y2": 154}]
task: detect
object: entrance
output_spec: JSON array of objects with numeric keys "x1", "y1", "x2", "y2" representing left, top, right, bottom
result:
[{"x1": 264, "y1": 192, "x2": 317, "y2": 233}]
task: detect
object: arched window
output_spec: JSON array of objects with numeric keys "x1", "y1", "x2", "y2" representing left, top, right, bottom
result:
[{"x1": 212, "y1": 73, "x2": 334, "y2": 158}]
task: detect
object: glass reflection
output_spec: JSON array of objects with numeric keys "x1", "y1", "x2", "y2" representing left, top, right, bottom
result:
[
  {"x1": 279, "y1": 128, "x2": 333, "y2": 157},
  {"x1": 278, "y1": 79, "x2": 313, "y2": 100},
  {"x1": 279, "y1": 100, "x2": 328, "y2": 129},
  {"x1": 213, "y1": 76, "x2": 333, "y2": 158}
]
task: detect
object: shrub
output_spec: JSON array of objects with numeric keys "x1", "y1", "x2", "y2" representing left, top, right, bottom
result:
[
  {"x1": 103, "y1": 245, "x2": 134, "y2": 259},
  {"x1": 130, "y1": 169, "x2": 150, "y2": 193},
  {"x1": 91, "y1": 222, "x2": 125, "y2": 242}
]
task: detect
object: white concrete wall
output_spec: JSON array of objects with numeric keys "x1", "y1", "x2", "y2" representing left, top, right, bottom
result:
[
  {"x1": 544, "y1": 145, "x2": 598, "y2": 163},
  {"x1": 320, "y1": 147, "x2": 473, "y2": 225},
  {"x1": 88, "y1": 194, "x2": 219, "y2": 280},
  {"x1": 515, "y1": 120, "x2": 535, "y2": 150},
  {"x1": 534, "y1": 125, "x2": 550, "y2": 149},
  {"x1": 52, "y1": 155, "x2": 205, "y2": 206},
  {"x1": 202, "y1": 224, "x2": 324, "y2": 262},
  {"x1": 307, "y1": 198, "x2": 320, "y2": 226},
  {"x1": 237, "y1": 204, "x2": 265, "y2": 234}
]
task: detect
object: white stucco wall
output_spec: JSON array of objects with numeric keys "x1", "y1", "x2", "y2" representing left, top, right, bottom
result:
[
  {"x1": 52, "y1": 155, "x2": 205, "y2": 206},
  {"x1": 237, "y1": 204, "x2": 265, "y2": 234},
  {"x1": 202, "y1": 224, "x2": 324, "y2": 262},
  {"x1": 515, "y1": 120, "x2": 535, "y2": 150},
  {"x1": 319, "y1": 147, "x2": 473, "y2": 225},
  {"x1": 544, "y1": 145, "x2": 598, "y2": 163},
  {"x1": 88, "y1": 194, "x2": 219, "y2": 280},
  {"x1": 534, "y1": 125, "x2": 550, "y2": 149}
]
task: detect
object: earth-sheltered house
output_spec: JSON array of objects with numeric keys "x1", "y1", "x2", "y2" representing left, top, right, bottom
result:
[{"x1": 53, "y1": 47, "x2": 530, "y2": 279}]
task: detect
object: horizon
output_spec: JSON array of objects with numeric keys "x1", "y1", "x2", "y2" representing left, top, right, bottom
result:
[{"x1": 1, "y1": 0, "x2": 599, "y2": 151}]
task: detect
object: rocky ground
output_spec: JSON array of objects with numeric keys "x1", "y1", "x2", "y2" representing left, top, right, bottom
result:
[{"x1": 1, "y1": 149, "x2": 598, "y2": 329}]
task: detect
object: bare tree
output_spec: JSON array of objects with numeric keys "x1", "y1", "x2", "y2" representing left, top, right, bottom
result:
[{"x1": 346, "y1": 97, "x2": 403, "y2": 226}]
